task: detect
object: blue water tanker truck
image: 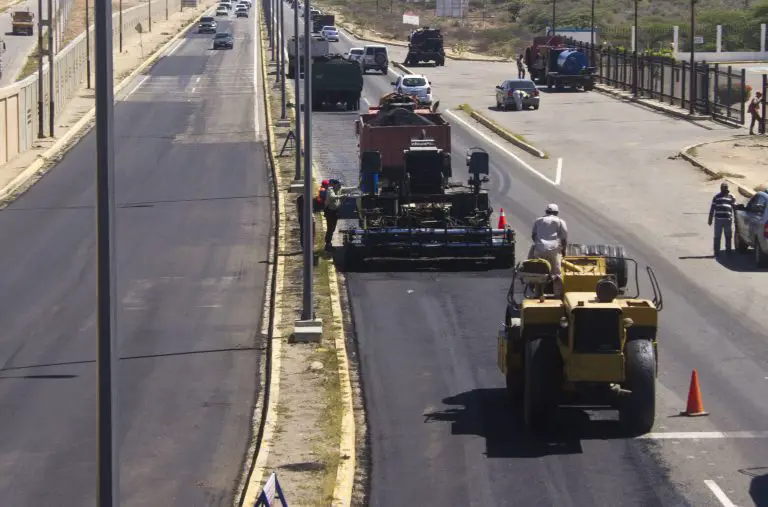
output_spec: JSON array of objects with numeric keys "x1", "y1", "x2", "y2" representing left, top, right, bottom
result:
[{"x1": 527, "y1": 41, "x2": 595, "y2": 91}]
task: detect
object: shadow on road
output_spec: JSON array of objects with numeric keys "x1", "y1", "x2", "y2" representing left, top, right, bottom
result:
[
  {"x1": 423, "y1": 388, "x2": 630, "y2": 459},
  {"x1": 740, "y1": 467, "x2": 768, "y2": 506},
  {"x1": 331, "y1": 250, "x2": 513, "y2": 274},
  {"x1": 715, "y1": 252, "x2": 764, "y2": 272}
]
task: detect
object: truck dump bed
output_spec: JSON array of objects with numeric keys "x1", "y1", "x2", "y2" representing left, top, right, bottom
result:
[{"x1": 357, "y1": 108, "x2": 450, "y2": 170}]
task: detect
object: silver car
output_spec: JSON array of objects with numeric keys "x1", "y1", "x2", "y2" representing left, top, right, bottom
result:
[
  {"x1": 391, "y1": 74, "x2": 432, "y2": 105},
  {"x1": 734, "y1": 190, "x2": 768, "y2": 266},
  {"x1": 495, "y1": 79, "x2": 540, "y2": 111}
]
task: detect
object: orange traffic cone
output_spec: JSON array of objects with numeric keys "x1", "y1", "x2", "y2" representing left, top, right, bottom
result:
[
  {"x1": 497, "y1": 208, "x2": 507, "y2": 229},
  {"x1": 681, "y1": 369, "x2": 708, "y2": 417}
]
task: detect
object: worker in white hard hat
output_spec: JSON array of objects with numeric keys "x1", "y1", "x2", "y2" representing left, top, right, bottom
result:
[{"x1": 529, "y1": 203, "x2": 569, "y2": 297}]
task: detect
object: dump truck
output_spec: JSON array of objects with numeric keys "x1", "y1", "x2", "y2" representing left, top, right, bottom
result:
[
  {"x1": 497, "y1": 244, "x2": 664, "y2": 435},
  {"x1": 340, "y1": 94, "x2": 516, "y2": 269},
  {"x1": 286, "y1": 34, "x2": 329, "y2": 79},
  {"x1": 405, "y1": 27, "x2": 445, "y2": 66},
  {"x1": 311, "y1": 54, "x2": 363, "y2": 111},
  {"x1": 11, "y1": 10, "x2": 34, "y2": 36},
  {"x1": 312, "y1": 13, "x2": 334, "y2": 33},
  {"x1": 525, "y1": 35, "x2": 595, "y2": 90}
]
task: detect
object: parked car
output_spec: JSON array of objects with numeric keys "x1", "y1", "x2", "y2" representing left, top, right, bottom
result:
[
  {"x1": 361, "y1": 44, "x2": 388, "y2": 74},
  {"x1": 198, "y1": 16, "x2": 216, "y2": 33},
  {"x1": 213, "y1": 32, "x2": 234, "y2": 49},
  {"x1": 391, "y1": 74, "x2": 432, "y2": 105},
  {"x1": 346, "y1": 47, "x2": 363, "y2": 62},
  {"x1": 320, "y1": 25, "x2": 339, "y2": 42},
  {"x1": 236, "y1": 5, "x2": 248, "y2": 17},
  {"x1": 734, "y1": 190, "x2": 768, "y2": 266},
  {"x1": 495, "y1": 78, "x2": 540, "y2": 110}
]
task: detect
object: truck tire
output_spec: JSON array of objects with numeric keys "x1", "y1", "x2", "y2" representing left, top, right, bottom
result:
[
  {"x1": 523, "y1": 337, "x2": 560, "y2": 433},
  {"x1": 565, "y1": 243, "x2": 628, "y2": 289},
  {"x1": 505, "y1": 318, "x2": 524, "y2": 400},
  {"x1": 619, "y1": 339, "x2": 656, "y2": 435}
]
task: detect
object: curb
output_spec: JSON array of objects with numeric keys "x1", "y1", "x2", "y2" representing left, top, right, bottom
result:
[
  {"x1": 678, "y1": 141, "x2": 756, "y2": 199},
  {"x1": 0, "y1": 4, "x2": 216, "y2": 207},
  {"x1": 392, "y1": 61, "x2": 412, "y2": 75},
  {"x1": 593, "y1": 84, "x2": 711, "y2": 122},
  {"x1": 237, "y1": 7, "x2": 284, "y2": 506},
  {"x1": 464, "y1": 109, "x2": 547, "y2": 159}
]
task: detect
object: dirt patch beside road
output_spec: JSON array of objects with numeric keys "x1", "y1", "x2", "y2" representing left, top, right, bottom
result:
[{"x1": 691, "y1": 135, "x2": 768, "y2": 192}]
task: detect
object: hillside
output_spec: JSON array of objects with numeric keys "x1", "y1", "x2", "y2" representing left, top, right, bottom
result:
[{"x1": 312, "y1": 0, "x2": 768, "y2": 58}]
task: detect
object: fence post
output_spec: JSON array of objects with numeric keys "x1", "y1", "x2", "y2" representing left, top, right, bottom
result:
[
  {"x1": 726, "y1": 66, "x2": 732, "y2": 121},
  {"x1": 673, "y1": 25, "x2": 679, "y2": 54},
  {"x1": 660, "y1": 59, "x2": 665, "y2": 101},
  {"x1": 762, "y1": 24, "x2": 766, "y2": 53},
  {"x1": 681, "y1": 60, "x2": 687, "y2": 110},
  {"x1": 714, "y1": 63, "x2": 720, "y2": 116},
  {"x1": 741, "y1": 68, "x2": 747, "y2": 125},
  {"x1": 703, "y1": 62, "x2": 710, "y2": 115},
  {"x1": 716, "y1": 25, "x2": 722, "y2": 53}
]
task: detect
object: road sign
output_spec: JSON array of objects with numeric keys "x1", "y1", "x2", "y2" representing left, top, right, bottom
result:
[
  {"x1": 403, "y1": 11, "x2": 419, "y2": 25},
  {"x1": 694, "y1": 36, "x2": 704, "y2": 44}
]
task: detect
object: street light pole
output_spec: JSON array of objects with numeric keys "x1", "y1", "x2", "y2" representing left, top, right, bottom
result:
[
  {"x1": 119, "y1": 0, "x2": 122, "y2": 53},
  {"x1": 301, "y1": 0, "x2": 313, "y2": 321},
  {"x1": 590, "y1": 0, "x2": 595, "y2": 46},
  {"x1": 275, "y1": 0, "x2": 281, "y2": 85},
  {"x1": 551, "y1": 0, "x2": 556, "y2": 35},
  {"x1": 293, "y1": 1, "x2": 301, "y2": 182},
  {"x1": 632, "y1": 0, "x2": 638, "y2": 97},
  {"x1": 148, "y1": 0, "x2": 152, "y2": 33},
  {"x1": 86, "y1": 0, "x2": 91, "y2": 88},
  {"x1": 279, "y1": 0, "x2": 286, "y2": 118},
  {"x1": 689, "y1": 0, "x2": 696, "y2": 115}
]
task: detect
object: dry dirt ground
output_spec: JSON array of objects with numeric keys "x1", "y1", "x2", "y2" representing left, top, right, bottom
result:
[
  {"x1": 693, "y1": 135, "x2": 768, "y2": 192},
  {"x1": 63, "y1": 0, "x2": 142, "y2": 47},
  {"x1": 0, "y1": 0, "x2": 217, "y2": 203}
]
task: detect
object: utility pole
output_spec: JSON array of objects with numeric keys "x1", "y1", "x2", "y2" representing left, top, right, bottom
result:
[
  {"x1": 632, "y1": 0, "x2": 638, "y2": 97},
  {"x1": 275, "y1": 0, "x2": 281, "y2": 85},
  {"x1": 590, "y1": 0, "x2": 595, "y2": 46},
  {"x1": 94, "y1": 0, "x2": 119, "y2": 502},
  {"x1": 148, "y1": 0, "x2": 152, "y2": 33},
  {"x1": 165, "y1": 0, "x2": 168, "y2": 20},
  {"x1": 271, "y1": 0, "x2": 275, "y2": 61},
  {"x1": 293, "y1": 0, "x2": 301, "y2": 182},
  {"x1": 551, "y1": 0, "x2": 556, "y2": 35},
  {"x1": 301, "y1": 0, "x2": 313, "y2": 321},
  {"x1": 36, "y1": 0, "x2": 44, "y2": 138},
  {"x1": 119, "y1": 0, "x2": 123, "y2": 52},
  {"x1": 279, "y1": 0, "x2": 286, "y2": 118},
  {"x1": 48, "y1": 0, "x2": 54, "y2": 136},
  {"x1": 86, "y1": 0, "x2": 91, "y2": 88},
  {"x1": 689, "y1": 0, "x2": 697, "y2": 115}
]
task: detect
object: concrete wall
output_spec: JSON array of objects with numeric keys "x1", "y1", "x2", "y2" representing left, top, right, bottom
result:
[{"x1": 0, "y1": 0, "x2": 183, "y2": 165}]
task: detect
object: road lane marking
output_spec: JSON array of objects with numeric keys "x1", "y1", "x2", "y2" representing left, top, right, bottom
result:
[
  {"x1": 196, "y1": 76, "x2": 201, "y2": 83},
  {"x1": 191, "y1": 87, "x2": 196, "y2": 93},
  {"x1": 638, "y1": 431, "x2": 768, "y2": 439},
  {"x1": 165, "y1": 40, "x2": 184, "y2": 57},
  {"x1": 443, "y1": 109, "x2": 560, "y2": 186},
  {"x1": 253, "y1": 5, "x2": 260, "y2": 135},
  {"x1": 704, "y1": 480, "x2": 738, "y2": 507},
  {"x1": 555, "y1": 157, "x2": 562, "y2": 184},
  {"x1": 125, "y1": 75, "x2": 150, "y2": 99}
]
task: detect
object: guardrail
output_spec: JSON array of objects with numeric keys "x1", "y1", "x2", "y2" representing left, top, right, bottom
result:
[{"x1": 0, "y1": 0, "x2": 182, "y2": 165}]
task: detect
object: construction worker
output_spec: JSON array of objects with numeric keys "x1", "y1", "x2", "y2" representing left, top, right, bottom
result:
[
  {"x1": 748, "y1": 91, "x2": 765, "y2": 135},
  {"x1": 511, "y1": 87, "x2": 529, "y2": 111},
  {"x1": 323, "y1": 179, "x2": 354, "y2": 251},
  {"x1": 530, "y1": 203, "x2": 568, "y2": 297},
  {"x1": 708, "y1": 181, "x2": 736, "y2": 256},
  {"x1": 516, "y1": 54, "x2": 526, "y2": 79}
]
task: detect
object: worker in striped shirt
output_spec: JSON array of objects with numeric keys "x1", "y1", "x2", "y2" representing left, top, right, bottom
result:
[{"x1": 708, "y1": 181, "x2": 736, "y2": 256}]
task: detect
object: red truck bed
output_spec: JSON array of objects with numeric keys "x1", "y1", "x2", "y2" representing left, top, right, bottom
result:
[{"x1": 356, "y1": 112, "x2": 451, "y2": 170}]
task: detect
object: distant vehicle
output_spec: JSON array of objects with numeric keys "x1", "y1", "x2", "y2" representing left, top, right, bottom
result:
[
  {"x1": 219, "y1": 0, "x2": 232, "y2": 7},
  {"x1": 495, "y1": 78, "x2": 540, "y2": 110},
  {"x1": 346, "y1": 47, "x2": 364, "y2": 62},
  {"x1": 320, "y1": 26, "x2": 339, "y2": 42},
  {"x1": 11, "y1": 10, "x2": 34, "y2": 35},
  {"x1": 391, "y1": 74, "x2": 432, "y2": 105},
  {"x1": 236, "y1": 6, "x2": 248, "y2": 17},
  {"x1": 361, "y1": 44, "x2": 388, "y2": 74},
  {"x1": 213, "y1": 32, "x2": 234, "y2": 49},
  {"x1": 236, "y1": 1, "x2": 249, "y2": 9},
  {"x1": 198, "y1": 16, "x2": 217, "y2": 33},
  {"x1": 734, "y1": 190, "x2": 768, "y2": 267},
  {"x1": 405, "y1": 27, "x2": 445, "y2": 66},
  {"x1": 215, "y1": 7, "x2": 229, "y2": 16}
]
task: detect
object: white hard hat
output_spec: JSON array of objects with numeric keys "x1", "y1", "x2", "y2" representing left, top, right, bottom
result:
[{"x1": 546, "y1": 203, "x2": 559, "y2": 213}]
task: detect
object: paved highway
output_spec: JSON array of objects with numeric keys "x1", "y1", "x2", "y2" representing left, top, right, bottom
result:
[
  {"x1": 283, "y1": 6, "x2": 768, "y2": 506},
  {"x1": 0, "y1": 10, "x2": 268, "y2": 506}
]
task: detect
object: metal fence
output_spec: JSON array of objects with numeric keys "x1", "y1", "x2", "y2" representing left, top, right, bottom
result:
[
  {"x1": 0, "y1": 0, "x2": 184, "y2": 166},
  {"x1": 567, "y1": 38, "x2": 748, "y2": 126}
]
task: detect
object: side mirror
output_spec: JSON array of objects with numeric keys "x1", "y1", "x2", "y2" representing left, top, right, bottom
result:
[
  {"x1": 495, "y1": 85, "x2": 502, "y2": 89},
  {"x1": 391, "y1": 81, "x2": 396, "y2": 85}
]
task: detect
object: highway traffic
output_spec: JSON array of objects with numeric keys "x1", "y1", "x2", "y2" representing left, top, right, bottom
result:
[
  {"x1": 0, "y1": 12, "x2": 268, "y2": 506},
  {"x1": 282, "y1": 3, "x2": 768, "y2": 506}
]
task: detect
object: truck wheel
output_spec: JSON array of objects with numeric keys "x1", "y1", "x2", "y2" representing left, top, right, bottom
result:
[
  {"x1": 619, "y1": 339, "x2": 656, "y2": 435},
  {"x1": 505, "y1": 318, "x2": 524, "y2": 400},
  {"x1": 381, "y1": 66, "x2": 388, "y2": 74},
  {"x1": 523, "y1": 337, "x2": 560, "y2": 433}
]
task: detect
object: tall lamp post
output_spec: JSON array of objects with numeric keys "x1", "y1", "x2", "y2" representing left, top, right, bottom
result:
[
  {"x1": 119, "y1": 0, "x2": 122, "y2": 53},
  {"x1": 689, "y1": 0, "x2": 697, "y2": 115},
  {"x1": 551, "y1": 0, "x2": 556, "y2": 35},
  {"x1": 590, "y1": 0, "x2": 595, "y2": 46},
  {"x1": 632, "y1": 0, "x2": 638, "y2": 96},
  {"x1": 293, "y1": 0, "x2": 301, "y2": 182},
  {"x1": 301, "y1": 0, "x2": 313, "y2": 322},
  {"x1": 85, "y1": 0, "x2": 91, "y2": 88},
  {"x1": 279, "y1": 0, "x2": 286, "y2": 118}
]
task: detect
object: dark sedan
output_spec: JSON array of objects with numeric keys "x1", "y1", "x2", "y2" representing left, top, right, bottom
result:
[{"x1": 213, "y1": 32, "x2": 234, "y2": 49}]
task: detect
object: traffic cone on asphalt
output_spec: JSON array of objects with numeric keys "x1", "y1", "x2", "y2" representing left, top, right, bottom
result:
[
  {"x1": 497, "y1": 208, "x2": 507, "y2": 229},
  {"x1": 682, "y1": 369, "x2": 709, "y2": 417}
]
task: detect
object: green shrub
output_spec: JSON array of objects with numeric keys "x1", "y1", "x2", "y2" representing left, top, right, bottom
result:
[{"x1": 716, "y1": 82, "x2": 752, "y2": 106}]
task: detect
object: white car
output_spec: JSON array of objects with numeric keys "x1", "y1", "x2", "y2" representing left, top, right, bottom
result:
[
  {"x1": 320, "y1": 25, "x2": 339, "y2": 42},
  {"x1": 236, "y1": 1, "x2": 249, "y2": 8},
  {"x1": 391, "y1": 74, "x2": 433, "y2": 105},
  {"x1": 215, "y1": 6, "x2": 229, "y2": 16},
  {"x1": 346, "y1": 47, "x2": 363, "y2": 62}
]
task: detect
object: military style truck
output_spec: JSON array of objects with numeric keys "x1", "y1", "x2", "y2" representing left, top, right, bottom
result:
[
  {"x1": 312, "y1": 13, "x2": 334, "y2": 33},
  {"x1": 286, "y1": 34, "x2": 329, "y2": 79},
  {"x1": 405, "y1": 27, "x2": 445, "y2": 66},
  {"x1": 311, "y1": 54, "x2": 363, "y2": 111},
  {"x1": 11, "y1": 10, "x2": 34, "y2": 35}
]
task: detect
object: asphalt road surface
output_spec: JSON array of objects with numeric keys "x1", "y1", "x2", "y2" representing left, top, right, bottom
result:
[
  {"x1": 0, "y1": 11, "x2": 268, "y2": 506},
  {"x1": 282, "y1": 7, "x2": 768, "y2": 507}
]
